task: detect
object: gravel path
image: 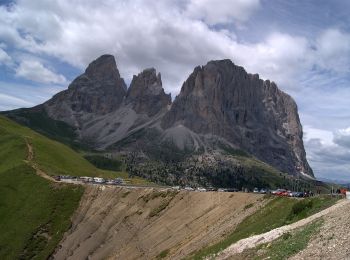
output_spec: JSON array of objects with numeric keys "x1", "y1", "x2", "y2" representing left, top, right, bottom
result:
[
  {"x1": 290, "y1": 199, "x2": 350, "y2": 260},
  {"x1": 216, "y1": 199, "x2": 350, "y2": 260}
]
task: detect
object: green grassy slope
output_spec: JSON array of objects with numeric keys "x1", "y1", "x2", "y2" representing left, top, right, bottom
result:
[
  {"x1": 240, "y1": 219, "x2": 323, "y2": 259},
  {"x1": 0, "y1": 115, "x2": 129, "y2": 179},
  {"x1": 0, "y1": 115, "x2": 98, "y2": 177},
  {"x1": 0, "y1": 119, "x2": 84, "y2": 259},
  {"x1": 0, "y1": 116, "x2": 150, "y2": 259},
  {"x1": 2, "y1": 107, "x2": 83, "y2": 149},
  {"x1": 0, "y1": 115, "x2": 153, "y2": 184},
  {"x1": 191, "y1": 195, "x2": 338, "y2": 259}
]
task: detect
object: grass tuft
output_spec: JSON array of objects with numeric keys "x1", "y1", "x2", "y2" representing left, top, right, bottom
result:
[
  {"x1": 157, "y1": 249, "x2": 170, "y2": 259},
  {"x1": 246, "y1": 219, "x2": 323, "y2": 259}
]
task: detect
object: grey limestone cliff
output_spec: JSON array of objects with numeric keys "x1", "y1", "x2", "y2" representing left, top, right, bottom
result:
[
  {"x1": 126, "y1": 68, "x2": 171, "y2": 117},
  {"x1": 161, "y1": 60, "x2": 313, "y2": 176}
]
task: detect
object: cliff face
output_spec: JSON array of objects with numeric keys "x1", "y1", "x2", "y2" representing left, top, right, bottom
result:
[
  {"x1": 44, "y1": 55, "x2": 127, "y2": 127},
  {"x1": 3, "y1": 55, "x2": 313, "y2": 177},
  {"x1": 40, "y1": 55, "x2": 170, "y2": 147},
  {"x1": 161, "y1": 60, "x2": 312, "y2": 176},
  {"x1": 126, "y1": 68, "x2": 171, "y2": 117}
]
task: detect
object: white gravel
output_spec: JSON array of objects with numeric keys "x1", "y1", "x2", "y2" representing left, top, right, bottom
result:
[{"x1": 215, "y1": 199, "x2": 350, "y2": 260}]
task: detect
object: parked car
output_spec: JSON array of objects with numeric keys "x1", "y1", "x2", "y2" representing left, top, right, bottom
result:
[
  {"x1": 280, "y1": 190, "x2": 291, "y2": 196},
  {"x1": 253, "y1": 188, "x2": 259, "y2": 193},
  {"x1": 288, "y1": 191, "x2": 298, "y2": 197},
  {"x1": 273, "y1": 189, "x2": 286, "y2": 195},
  {"x1": 115, "y1": 178, "x2": 124, "y2": 184},
  {"x1": 295, "y1": 192, "x2": 304, "y2": 197},
  {"x1": 226, "y1": 188, "x2": 239, "y2": 192},
  {"x1": 260, "y1": 189, "x2": 267, "y2": 194},
  {"x1": 93, "y1": 177, "x2": 105, "y2": 183}
]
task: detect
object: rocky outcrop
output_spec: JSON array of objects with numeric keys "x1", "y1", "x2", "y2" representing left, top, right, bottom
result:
[
  {"x1": 161, "y1": 60, "x2": 313, "y2": 176},
  {"x1": 44, "y1": 55, "x2": 127, "y2": 128},
  {"x1": 126, "y1": 68, "x2": 171, "y2": 117},
  {"x1": 39, "y1": 55, "x2": 171, "y2": 148}
]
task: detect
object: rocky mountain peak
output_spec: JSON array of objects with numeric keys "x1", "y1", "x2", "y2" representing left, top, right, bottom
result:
[
  {"x1": 44, "y1": 54, "x2": 127, "y2": 125},
  {"x1": 85, "y1": 54, "x2": 123, "y2": 86},
  {"x1": 127, "y1": 68, "x2": 162, "y2": 96},
  {"x1": 126, "y1": 68, "x2": 171, "y2": 117},
  {"x1": 162, "y1": 59, "x2": 313, "y2": 176}
]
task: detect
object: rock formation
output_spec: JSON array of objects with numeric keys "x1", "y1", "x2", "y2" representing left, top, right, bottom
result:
[
  {"x1": 3, "y1": 55, "x2": 313, "y2": 178},
  {"x1": 44, "y1": 54, "x2": 127, "y2": 128},
  {"x1": 162, "y1": 60, "x2": 312, "y2": 176},
  {"x1": 126, "y1": 68, "x2": 171, "y2": 117}
]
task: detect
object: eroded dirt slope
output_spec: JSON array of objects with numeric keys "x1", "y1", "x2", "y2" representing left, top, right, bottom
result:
[{"x1": 53, "y1": 186, "x2": 265, "y2": 260}]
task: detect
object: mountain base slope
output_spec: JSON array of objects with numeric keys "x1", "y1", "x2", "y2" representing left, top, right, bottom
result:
[{"x1": 53, "y1": 186, "x2": 265, "y2": 260}]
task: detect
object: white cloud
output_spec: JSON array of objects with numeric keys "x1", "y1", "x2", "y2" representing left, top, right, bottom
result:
[
  {"x1": 315, "y1": 28, "x2": 350, "y2": 73},
  {"x1": 0, "y1": 93, "x2": 35, "y2": 111},
  {"x1": 334, "y1": 127, "x2": 350, "y2": 149},
  {"x1": 0, "y1": 0, "x2": 346, "y2": 95},
  {"x1": 228, "y1": 32, "x2": 310, "y2": 88},
  {"x1": 0, "y1": 81, "x2": 65, "y2": 111},
  {"x1": 0, "y1": 47, "x2": 12, "y2": 66},
  {"x1": 15, "y1": 60, "x2": 67, "y2": 84},
  {"x1": 0, "y1": 0, "x2": 275, "y2": 95},
  {"x1": 303, "y1": 126, "x2": 350, "y2": 181},
  {"x1": 304, "y1": 126, "x2": 333, "y2": 146},
  {"x1": 185, "y1": 0, "x2": 260, "y2": 25}
]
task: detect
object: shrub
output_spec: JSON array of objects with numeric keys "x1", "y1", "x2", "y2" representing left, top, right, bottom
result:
[{"x1": 291, "y1": 200, "x2": 313, "y2": 216}]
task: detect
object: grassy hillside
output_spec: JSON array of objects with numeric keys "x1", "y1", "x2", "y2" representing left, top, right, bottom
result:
[
  {"x1": 0, "y1": 118, "x2": 83, "y2": 259},
  {"x1": 191, "y1": 195, "x2": 338, "y2": 259},
  {"x1": 0, "y1": 115, "x2": 137, "y2": 179},
  {"x1": 2, "y1": 107, "x2": 83, "y2": 149},
  {"x1": 0, "y1": 116, "x2": 149, "y2": 259},
  {"x1": 0, "y1": 115, "x2": 98, "y2": 177}
]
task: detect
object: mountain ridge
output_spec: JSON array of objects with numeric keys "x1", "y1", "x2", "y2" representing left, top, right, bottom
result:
[{"x1": 2, "y1": 54, "x2": 314, "y2": 184}]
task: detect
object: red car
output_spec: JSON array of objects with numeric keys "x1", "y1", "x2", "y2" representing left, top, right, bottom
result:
[
  {"x1": 280, "y1": 190, "x2": 291, "y2": 196},
  {"x1": 274, "y1": 189, "x2": 287, "y2": 196}
]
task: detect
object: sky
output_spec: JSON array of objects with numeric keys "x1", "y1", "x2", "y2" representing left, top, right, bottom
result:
[{"x1": 0, "y1": 0, "x2": 350, "y2": 182}]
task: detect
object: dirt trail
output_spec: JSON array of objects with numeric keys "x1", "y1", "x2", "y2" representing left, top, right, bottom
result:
[
  {"x1": 216, "y1": 199, "x2": 350, "y2": 260},
  {"x1": 53, "y1": 186, "x2": 266, "y2": 260},
  {"x1": 25, "y1": 139, "x2": 58, "y2": 182}
]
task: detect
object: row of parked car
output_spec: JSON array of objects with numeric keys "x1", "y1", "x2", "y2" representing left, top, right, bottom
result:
[
  {"x1": 251, "y1": 188, "x2": 311, "y2": 197},
  {"x1": 172, "y1": 186, "x2": 242, "y2": 192},
  {"x1": 270, "y1": 188, "x2": 312, "y2": 197},
  {"x1": 55, "y1": 175, "x2": 125, "y2": 185},
  {"x1": 55, "y1": 177, "x2": 313, "y2": 197}
]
